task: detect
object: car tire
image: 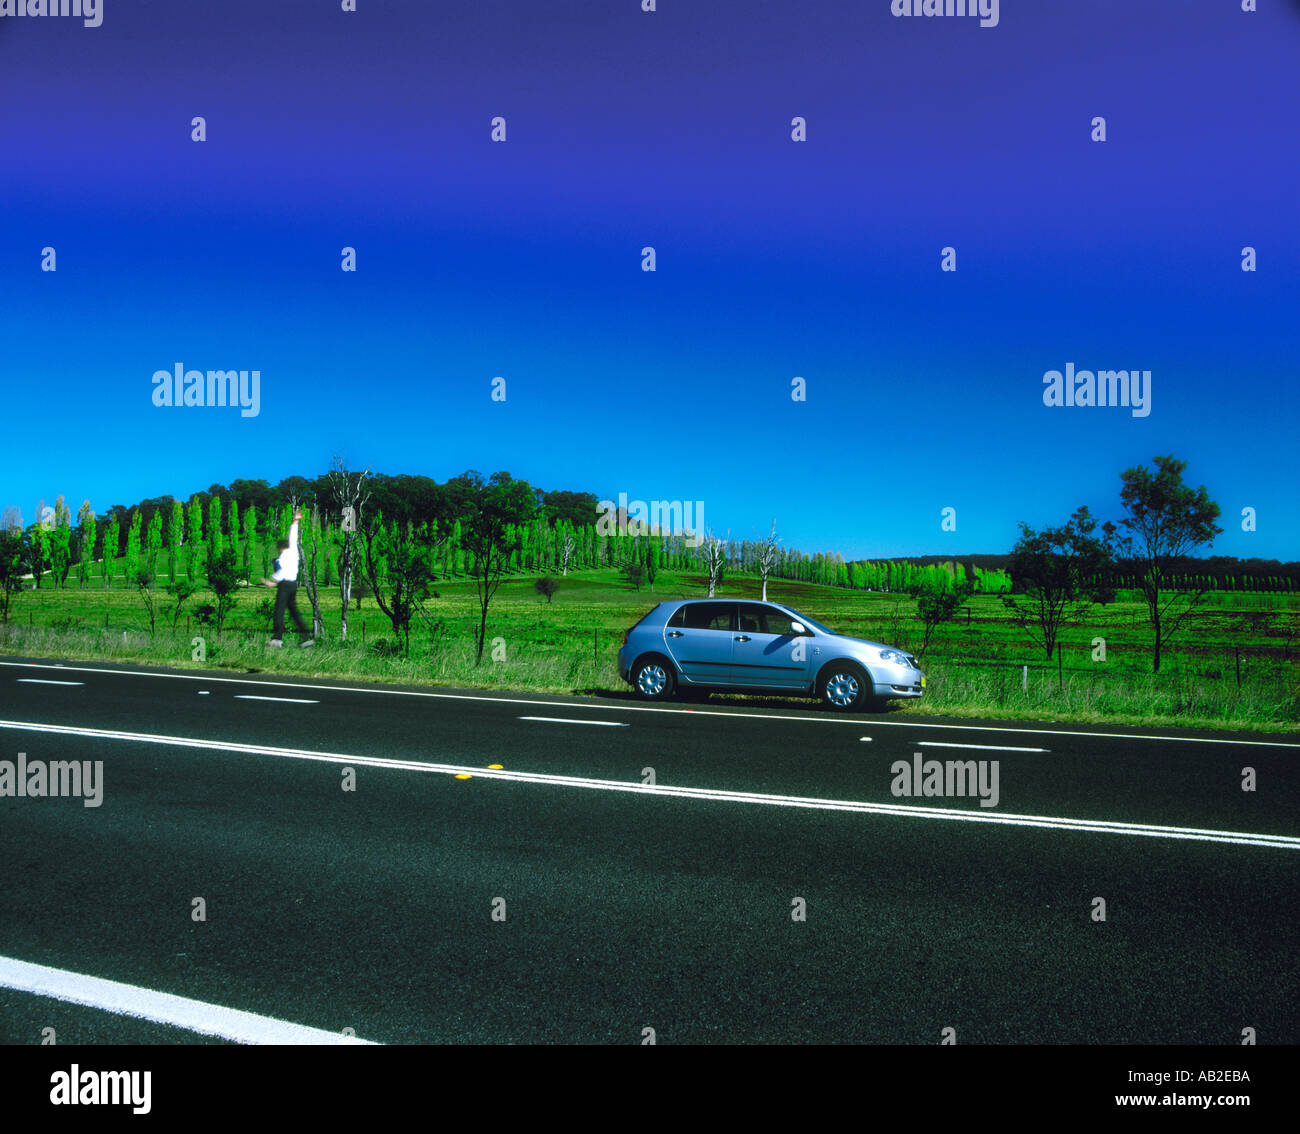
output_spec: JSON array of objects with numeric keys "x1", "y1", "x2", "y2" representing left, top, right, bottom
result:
[
  {"x1": 818, "y1": 661, "x2": 872, "y2": 711},
  {"x1": 631, "y1": 655, "x2": 677, "y2": 701}
]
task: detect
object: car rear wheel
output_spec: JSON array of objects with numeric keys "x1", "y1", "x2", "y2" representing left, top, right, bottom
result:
[
  {"x1": 632, "y1": 655, "x2": 676, "y2": 701},
  {"x1": 819, "y1": 662, "x2": 871, "y2": 711}
]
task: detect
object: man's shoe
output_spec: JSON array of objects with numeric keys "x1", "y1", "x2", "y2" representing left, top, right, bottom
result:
[{"x1": 268, "y1": 639, "x2": 283, "y2": 648}]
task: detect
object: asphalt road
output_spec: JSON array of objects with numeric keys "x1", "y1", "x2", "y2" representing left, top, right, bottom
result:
[{"x1": 1, "y1": 656, "x2": 1297, "y2": 1044}]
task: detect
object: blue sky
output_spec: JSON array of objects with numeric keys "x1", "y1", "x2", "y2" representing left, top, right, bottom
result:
[{"x1": 2, "y1": 0, "x2": 1297, "y2": 559}]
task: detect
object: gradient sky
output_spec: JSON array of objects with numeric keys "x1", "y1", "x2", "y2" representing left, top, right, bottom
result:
[{"x1": 2, "y1": 0, "x2": 1297, "y2": 560}]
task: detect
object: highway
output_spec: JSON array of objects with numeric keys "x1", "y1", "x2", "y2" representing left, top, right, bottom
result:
[{"x1": 1, "y1": 657, "x2": 1296, "y2": 1044}]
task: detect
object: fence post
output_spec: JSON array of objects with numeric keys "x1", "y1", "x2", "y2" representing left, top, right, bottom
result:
[
  {"x1": 594, "y1": 629, "x2": 598, "y2": 668},
  {"x1": 1022, "y1": 665, "x2": 1028, "y2": 693},
  {"x1": 1235, "y1": 646, "x2": 1241, "y2": 688},
  {"x1": 362, "y1": 618, "x2": 366, "y2": 641},
  {"x1": 1057, "y1": 642, "x2": 1063, "y2": 689}
]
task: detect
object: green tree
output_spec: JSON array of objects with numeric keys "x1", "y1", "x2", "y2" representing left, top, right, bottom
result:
[
  {"x1": 186, "y1": 497, "x2": 204, "y2": 580},
  {"x1": 1001, "y1": 506, "x2": 1116, "y2": 661},
  {"x1": 49, "y1": 496, "x2": 73, "y2": 587},
  {"x1": 145, "y1": 508, "x2": 163, "y2": 575},
  {"x1": 207, "y1": 496, "x2": 224, "y2": 566},
  {"x1": 460, "y1": 471, "x2": 539, "y2": 664},
  {"x1": 359, "y1": 519, "x2": 440, "y2": 656},
  {"x1": 0, "y1": 529, "x2": 26, "y2": 622},
  {"x1": 102, "y1": 512, "x2": 120, "y2": 589},
  {"x1": 534, "y1": 576, "x2": 560, "y2": 603},
  {"x1": 1115, "y1": 455, "x2": 1223, "y2": 673},
  {"x1": 241, "y1": 504, "x2": 256, "y2": 575},
  {"x1": 916, "y1": 577, "x2": 972, "y2": 658},
  {"x1": 124, "y1": 510, "x2": 142, "y2": 586},
  {"x1": 134, "y1": 566, "x2": 158, "y2": 635},
  {"x1": 29, "y1": 506, "x2": 50, "y2": 589},
  {"x1": 165, "y1": 577, "x2": 199, "y2": 629},
  {"x1": 168, "y1": 500, "x2": 183, "y2": 583},
  {"x1": 206, "y1": 547, "x2": 246, "y2": 633},
  {"x1": 76, "y1": 500, "x2": 96, "y2": 588}
]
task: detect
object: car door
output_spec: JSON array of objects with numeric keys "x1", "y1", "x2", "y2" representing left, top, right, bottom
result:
[
  {"x1": 663, "y1": 601, "x2": 736, "y2": 685},
  {"x1": 730, "y1": 603, "x2": 815, "y2": 689}
]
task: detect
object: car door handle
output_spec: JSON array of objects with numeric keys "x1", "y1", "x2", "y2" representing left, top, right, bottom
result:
[
  {"x1": 735, "y1": 635, "x2": 751, "y2": 642},
  {"x1": 666, "y1": 631, "x2": 683, "y2": 638}
]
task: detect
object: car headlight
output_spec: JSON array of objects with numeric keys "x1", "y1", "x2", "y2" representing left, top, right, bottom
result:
[{"x1": 878, "y1": 649, "x2": 910, "y2": 666}]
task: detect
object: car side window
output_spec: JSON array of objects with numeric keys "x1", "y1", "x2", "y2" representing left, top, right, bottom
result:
[
  {"x1": 675, "y1": 603, "x2": 735, "y2": 631},
  {"x1": 737, "y1": 605, "x2": 763, "y2": 633},
  {"x1": 759, "y1": 606, "x2": 803, "y2": 636}
]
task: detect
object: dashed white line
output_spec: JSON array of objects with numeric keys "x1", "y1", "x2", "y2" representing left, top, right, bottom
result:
[
  {"x1": 16, "y1": 679, "x2": 84, "y2": 686},
  {"x1": 0, "y1": 955, "x2": 377, "y2": 1045},
  {"x1": 234, "y1": 695, "x2": 319, "y2": 704},
  {"x1": 1, "y1": 719, "x2": 1295, "y2": 851},
  {"x1": 917, "y1": 741, "x2": 1049, "y2": 753},
  {"x1": 2, "y1": 660, "x2": 1295, "y2": 746},
  {"x1": 518, "y1": 716, "x2": 628, "y2": 727}
]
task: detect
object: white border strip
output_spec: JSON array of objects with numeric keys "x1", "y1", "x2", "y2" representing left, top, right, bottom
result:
[
  {"x1": 1, "y1": 719, "x2": 1295, "y2": 851},
  {"x1": 518, "y1": 716, "x2": 628, "y2": 727},
  {"x1": 0, "y1": 955, "x2": 377, "y2": 1045},
  {"x1": 2, "y1": 660, "x2": 1296, "y2": 746},
  {"x1": 917, "y1": 742, "x2": 1049, "y2": 753}
]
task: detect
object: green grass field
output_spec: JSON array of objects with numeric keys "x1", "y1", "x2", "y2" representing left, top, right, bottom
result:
[{"x1": 3, "y1": 563, "x2": 1296, "y2": 732}]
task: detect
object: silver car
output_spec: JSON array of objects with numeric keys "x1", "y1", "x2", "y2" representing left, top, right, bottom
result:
[{"x1": 617, "y1": 599, "x2": 926, "y2": 710}]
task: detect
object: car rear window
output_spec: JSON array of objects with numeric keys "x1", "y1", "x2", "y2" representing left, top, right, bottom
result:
[{"x1": 668, "y1": 602, "x2": 734, "y2": 631}]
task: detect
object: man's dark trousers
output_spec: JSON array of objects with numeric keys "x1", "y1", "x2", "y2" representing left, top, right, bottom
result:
[{"x1": 273, "y1": 580, "x2": 309, "y2": 640}]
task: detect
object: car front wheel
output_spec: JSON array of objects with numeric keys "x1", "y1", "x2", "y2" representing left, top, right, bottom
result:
[
  {"x1": 819, "y1": 662, "x2": 871, "y2": 711},
  {"x1": 632, "y1": 656, "x2": 676, "y2": 701}
]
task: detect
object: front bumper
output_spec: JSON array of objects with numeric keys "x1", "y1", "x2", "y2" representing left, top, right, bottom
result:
[{"x1": 872, "y1": 666, "x2": 926, "y2": 698}]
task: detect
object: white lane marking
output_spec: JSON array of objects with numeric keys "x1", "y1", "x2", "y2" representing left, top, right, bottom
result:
[
  {"x1": 234, "y1": 695, "x2": 319, "y2": 704},
  {"x1": 518, "y1": 716, "x2": 629, "y2": 727},
  {"x1": 1, "y1": 661, "x2": 1296, "y2": 747},
  {"x1": 0, "y1": 955, "x2": 377, "y2": 1045},
  {"x1": 1, "y1": 719, "x2": 1296, "y2": 852},
  {"x1": 17, "y1": 679, "x2": 84, "y2": 686},
  {"x1": 917, "y1": 741, "x2": 1049, "y2": 753}
]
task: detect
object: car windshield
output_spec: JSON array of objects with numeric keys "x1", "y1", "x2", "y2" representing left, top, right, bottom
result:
[{"x1": 781, "y1": 606, "x2": 835, "y2": 636}]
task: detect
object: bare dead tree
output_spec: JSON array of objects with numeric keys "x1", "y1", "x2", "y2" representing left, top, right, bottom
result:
[
  {"x1": 702, "y1": 527, "x2": 727, "y2": 598},
  {"x1": 560, "y1": 532, "x2": 575, "y2": 576},
  {"x1": 755, "y1": 519, "x2": 781, "y2": 601},
  {"x1": 327, "y1": 457, "x2": 372, "y2": 641}
]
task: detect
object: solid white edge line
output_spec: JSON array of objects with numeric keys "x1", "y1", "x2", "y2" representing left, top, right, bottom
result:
[
  {"x1": 518, "y1": 716, "x2": 629, "y2": 726},
  {"x1": 1, "y1": 718, "x2": 1296, "y2": 851},
  {"x1": 917, "y1": 742, "x2": 1049, "y2": 753},
  {"x1": 0, "y1": 955, "x2": 377, "y2": 1045},
  {"x1": 1, "y1": 660, "x2": 1295, "y2": 747}
]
